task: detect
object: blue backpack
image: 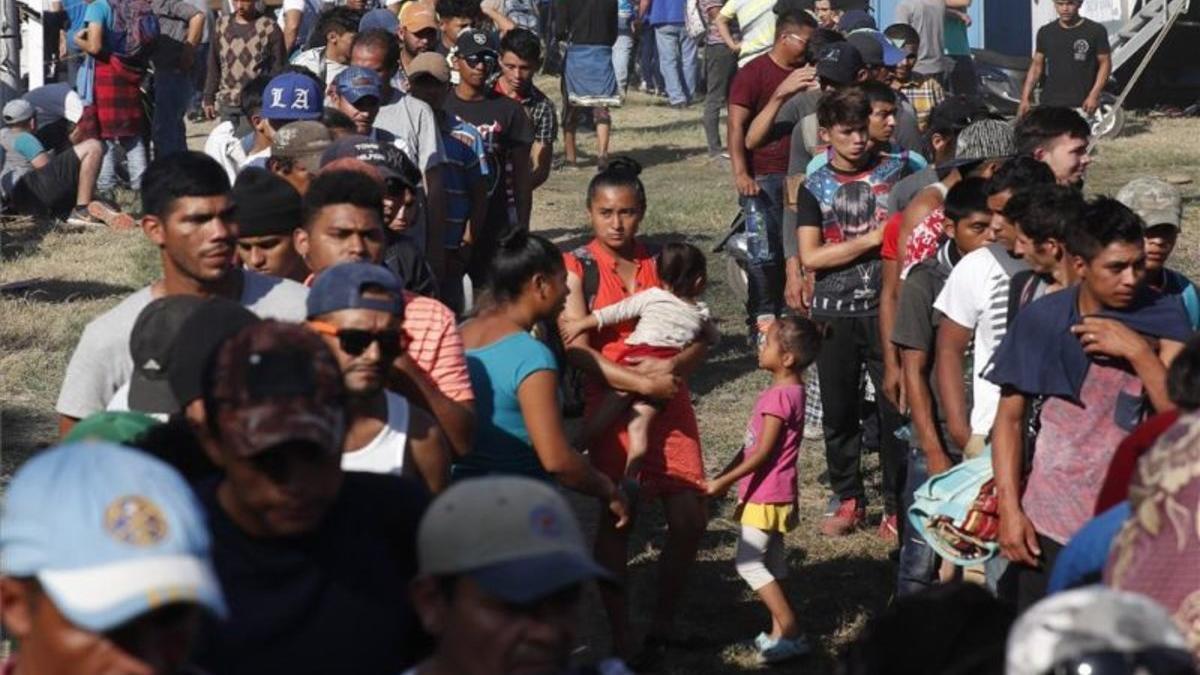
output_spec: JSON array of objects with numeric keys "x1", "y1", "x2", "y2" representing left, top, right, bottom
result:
[{"x1": 111, "y1": 0, "x2": 160, "y2": 60}]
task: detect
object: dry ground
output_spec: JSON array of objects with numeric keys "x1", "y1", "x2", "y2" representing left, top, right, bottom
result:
[{"x1": 1, "y1": 82, "x2": 1198, "y2": 672}]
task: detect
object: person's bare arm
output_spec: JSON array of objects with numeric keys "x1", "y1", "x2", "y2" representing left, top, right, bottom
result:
[
  {"x1": 404, "y1": 405, "x2": 451, "y2": 493},
  {"x1": 530, "y1": 141, "x2": 553, "y2": 189},
  {"x1": 519, "y1": 370, "x2": 629, "y2": 527},
  {"x1": 707, "y1": 414, "x2": 784, "y2": 496},
  {"x1": 716, "y1": 13, "x2": 740, "y2": 52},
  {"x1": 880, "y1": 258, "x2": 905, "y2": 412},
  {"x1": 58, "y1": 414, "x2": 79, "y2": 438},
  {"x1": 935, "y1": 319, "x2": 974, "y2": 449},
  {"x1": 511, "y1": 145, "x2": 533, "y2": 228},
  {"x1": 1019, "y1": 52, "x2": 1045, "y2": 117},
  {"x1": 945, "y1": 0, "x2": 970, "y2": 9},
  {"x1": 74, "y1": 21, "x2": 103, "y2": 55},
  {"x1": 481, "y1": 3, "x2": 517, "y2": 33},
  {"x1": 798, "y1": 225, "x2": 884, "y2": 271},
  {"x1": 902, "y1": 348, "x2": 951, "y2": 476},
  {"x1": 727, "y1": 103, "x2": 759, "y2": 197},
  {"x1": 745, "y1": 68, "x2": 817, "y2": 150},
  {"x1": 1071, "y1": 317, "x2": 1175, "y2": 412},
  {"x1": 389, "y1": 351, "x2": 476, "y2": 457},
  {"x1": 559, "y1": 270, "x2": 679, "y2": 399},
  {"x1": 1082, "y1": 52, "x2": 1112, "y2": 115},
  {"x1": 30, "y1": 152, "x2": 51, "y2": 170},
  {"x1": 993, "y1": 388, "x2": 1041, "y2": 566},
  {"x1": 281, "y1": 9, "x2": 301, "y2": 53}
]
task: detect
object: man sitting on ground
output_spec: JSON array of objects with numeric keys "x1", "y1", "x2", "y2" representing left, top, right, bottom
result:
[
  {"x1": 55, "y1": 152, "x2": 308, "y2": 437},
  {"x1": 307, "y1": 262, "x2": 451, "y2": 491},
  {"x1": 190, "y1": 320, "x2": 430, "y2": 673},
  {"x1": 295, "y1": 169, "x2": 476, "y2": 457},
  {"x1": 0, "y1": 99, "x2": 128, "y2": 228},
  {"x1": 0, "y1": 441, "x2": 227, "y2": 675}
]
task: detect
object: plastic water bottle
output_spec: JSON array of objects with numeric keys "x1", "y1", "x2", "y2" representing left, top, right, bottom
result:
[{"x1": 744, "y1": 199, "x2": 764, "y2": 263}]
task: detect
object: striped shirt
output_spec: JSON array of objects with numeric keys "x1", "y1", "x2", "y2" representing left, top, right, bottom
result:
[
  {"x1": 933, "y1": 245, "x2": 1028, "y2": 436},
  {"x1": 440, "y1": 114, "x2": 487, "y2": 249},
  {"x1": 719, "y1": 0, "x2": 776, "y2": 67},
  {"x1": 402, "y1": 291, "x2": 475, "y2": 403}
]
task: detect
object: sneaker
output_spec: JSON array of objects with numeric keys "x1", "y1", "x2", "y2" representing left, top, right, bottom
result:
[
  {"x1": 820, "y1": 498, "x2": 865, "y2": 536},
  {"x1": 751, "y1": 632, "x2": 772, "y2": 651},
  {"x1": 758, "y1": 636, "x2": 810, "y2": 664},
  {"x1": 86, "y1": 200, "x2": 136, "y2": 230},
  {"x1": 877, "y1": 514, "x2": 899, "y2": 544},
  {"x1": 65, "y1": 205, "x2": 106, "y2": 228}
]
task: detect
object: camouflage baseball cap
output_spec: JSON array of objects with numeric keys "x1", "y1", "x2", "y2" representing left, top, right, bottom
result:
[
  {"x1": 1117, "y1": 177, "x2": 1183, "y2": 229},
  {"x1": 1006, "y1": 587, "x2": 1193, "y2": 675},
  {"x1": 271, "y1": 121, "x2": 333, "y2": 174},
  {"x1": 204, "y1": 321, "x2": 345, "y2": 458}
]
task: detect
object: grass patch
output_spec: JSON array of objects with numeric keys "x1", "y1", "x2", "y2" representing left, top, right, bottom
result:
[{"x1": 0, "y1": 83, "x2": 1197, "y2": 671}]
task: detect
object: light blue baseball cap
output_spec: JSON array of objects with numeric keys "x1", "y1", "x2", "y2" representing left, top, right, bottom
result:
[{"x1": 0, "y1": 442, "x2": 227, "y2": 632}]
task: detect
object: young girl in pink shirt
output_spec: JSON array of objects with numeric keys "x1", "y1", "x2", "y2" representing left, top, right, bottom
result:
[{"x1": 707, "y1": 314, "x2": 824, "y2": 665}]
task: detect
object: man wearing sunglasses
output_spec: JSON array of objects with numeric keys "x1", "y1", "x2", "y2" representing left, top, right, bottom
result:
[
  {"x1": 296, "y1": 169, "x2": 477, "y2": 463},
  {"x1": 443, "y1": 28, "x2": 534, "y2": 285},
  {"x1": 307, "y1": 262, "x2": 451, "y2": 492}
]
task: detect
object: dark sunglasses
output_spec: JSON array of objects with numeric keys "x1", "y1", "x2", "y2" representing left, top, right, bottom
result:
[
  {"x1": 1048, "y1": 648, "x2": 1199, "y2": 675},
  {"x1": 309, "y1": 320, "x2": 401, "y2": 356},
  {"x1": 463, "y1": 53, "x2": 494, "y2": 68}
]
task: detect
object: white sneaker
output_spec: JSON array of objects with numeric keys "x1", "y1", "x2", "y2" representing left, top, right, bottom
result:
[{"x1": 758, "y1": 635, "x2": 810, "y2": 664}]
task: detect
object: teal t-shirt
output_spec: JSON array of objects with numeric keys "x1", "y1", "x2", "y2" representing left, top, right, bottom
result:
[
  {"x1": 944, "y1": 15, "x2": 970, "y2": 56},
  {"x1": 453, "y1": 331, "x2": 558, "y2": 481},
  {"x1": 83, "y1": 0, "x2": 119, "y2": 53}
]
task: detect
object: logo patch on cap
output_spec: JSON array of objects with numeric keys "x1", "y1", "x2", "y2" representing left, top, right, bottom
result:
[
  {"x1": 529, "y1": 505, "x2": 563, "y2": 539},
  {"x1": 104, "y1": 496, "x2": 169, "y2": 547},
  {"x1": 473, "y1": 32, "x2": 487, "y2": 45}
]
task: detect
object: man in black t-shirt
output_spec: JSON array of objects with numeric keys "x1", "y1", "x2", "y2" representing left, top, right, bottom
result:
[
  {"x1": 190, "y1": 320, "x2": 430, "y2": 675},
  {"x1": 443, "y1": 28, "x2": 534, "y2": 285},
  {"x1": 1019, "y1": 0, "x2": 1111, "y2": 116}
]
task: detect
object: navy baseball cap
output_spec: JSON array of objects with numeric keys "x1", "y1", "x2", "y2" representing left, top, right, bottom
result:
[
  {"x1": 816, "y1": 41, "x2": 865, "y2": 84},
  {"x1": 262, "y1": 72, "x2": 323, "y2": 121},
  {"x1": 359, "y1": 7, "x2": 400, "y2": 32},
  {"x1": 0, "y1": 442, "x2": 227, "y2": 632},
  {"x1": 838, "y1": 9, "x2": 876, "y2": 33},
  {"x1": 306, "y1": 262, "x2": 404, "y2": 319},
  {"x1": 334, "y1": 66, "x2": 382, "y2": 105},
  {"x1": 848, "y1": 30, "x2": 905, "y2": 68},
  {"x1": 320, "y1": 135, "x2": 421, "y2": 191}
]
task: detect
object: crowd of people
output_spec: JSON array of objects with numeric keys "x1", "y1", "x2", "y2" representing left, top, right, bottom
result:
[{"x1": 3, "y1": 0, "x2": 1200, "y2": 672}]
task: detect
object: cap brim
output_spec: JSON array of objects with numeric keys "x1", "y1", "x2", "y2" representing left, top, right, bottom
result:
[
  {"x1": 470, "y1": 551, "x2": 614, "y2": 605},
  {"x1": 228, "y1": 403, "x2": 341, "y2": 458},
  {"x1": 1139, "y1": 210, "x2": 1182, "y2": 229},
  {"x1": 39, "y1": 554, "x2": 227, "y2": 633},
  {"x1": 295, "y1": 150, "x2": 326, "y2": 175},
  {"x1": 936, "y1": 153, "x2": 1012, "y2": 171},
  {"x1": 127, "y1": 372, "x2": 182, "y2": 415},
  {"x1": 404, "y1": 18, "x2": 438, "y2": 32}
]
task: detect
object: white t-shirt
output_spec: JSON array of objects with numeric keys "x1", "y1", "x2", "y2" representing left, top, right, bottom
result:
[
  {"x1": 56, "y1": 270, "x2": 310, "y2": 419},
  {"x1": 932, "y1": 246, "x2": 1028, "y2": 436},
  {"x1": 341, "y1": 392, "x2": 411, "y2": 475},
  {"x1": 277, "y1": 0, "x2": 323, "y2": 51}
]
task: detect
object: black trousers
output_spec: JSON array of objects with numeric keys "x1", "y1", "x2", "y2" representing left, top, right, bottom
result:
[
  {"x1": 814, "y1": 313, "x2": 907, "y2": 514},
  {"x1": 998, "y1": 534, "x2": 1065, "y2": 613}
]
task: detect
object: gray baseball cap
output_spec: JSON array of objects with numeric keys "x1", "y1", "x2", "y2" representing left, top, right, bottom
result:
[
  {"x1": 1117, "y1": 177, "x2": 1183, "y2": 229},
  {"x1": 939, "y1": 119, "x2": 1015, "y2": 170},
  {"x1": 417, "y1": 476, "x2": 612, "y2": 604}
]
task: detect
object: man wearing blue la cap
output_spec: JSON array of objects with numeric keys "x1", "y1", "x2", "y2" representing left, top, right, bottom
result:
[
  {"x1": 407, "y1": 476, "x2": 632, "y2": 675},
  {"x1": 261, "y1": 71, "x2": 325, "y2": 127},
  {"x1": 328, "y1": 65, "x2": 385, "y2": 136},
  {"x1": 0, "y1": 441, "x2": 226, "y2": 675}
]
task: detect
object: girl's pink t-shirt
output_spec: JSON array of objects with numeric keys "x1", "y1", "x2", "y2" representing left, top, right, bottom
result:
[{"x1": 736, "y1": 384, "x2": 806, "y2": 504}]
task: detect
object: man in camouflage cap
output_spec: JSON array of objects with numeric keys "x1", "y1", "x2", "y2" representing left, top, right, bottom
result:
[
  {"x1": 1117, "y1": 177, "x2": 1198, "y2": 329},
  {"x1": 191, "y1": 320, "x2": 430, "y2": 673}
]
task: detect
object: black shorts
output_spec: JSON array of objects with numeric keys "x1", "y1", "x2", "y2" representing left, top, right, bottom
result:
[{"x1": 11, "y1": 147, "x2": 81, "y2": 217}]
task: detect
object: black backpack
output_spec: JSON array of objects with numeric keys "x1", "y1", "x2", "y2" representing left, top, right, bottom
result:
[{"x1": 538, "y1": 245, "x2": 601, "y2": 418}]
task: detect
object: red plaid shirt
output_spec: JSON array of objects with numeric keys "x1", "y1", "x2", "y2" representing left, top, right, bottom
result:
[{"x1": 92, "y1": 54, "x2": 145, "y2": 139}]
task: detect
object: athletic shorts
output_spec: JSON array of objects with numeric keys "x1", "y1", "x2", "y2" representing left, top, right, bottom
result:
[{"x1": 12, "y1": 148, "x2": 82, "y2": 217}]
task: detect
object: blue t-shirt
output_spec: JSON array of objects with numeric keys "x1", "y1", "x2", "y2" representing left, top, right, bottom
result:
[
  {"x1": 441, "y1": 116, "x2": 487, "y2": 249},
  {"x1": 0, "y1": 128, "x2": 46, "y2": 196},
  {"x1": 83, "y1": 0, "x2": 119, "y2": 53},
  {"x1": 454, "y1": 331, "x2": 558, "y2": 480},
  {"x1": 647, "y1": 0, "x2": 684, "y2": 26},
  {"x1": 64, "y1": 0, "x2": 90, "y2": 54},
  {"x1": 1047, "y1": 501, "x2": 1130, "y2": 594}
]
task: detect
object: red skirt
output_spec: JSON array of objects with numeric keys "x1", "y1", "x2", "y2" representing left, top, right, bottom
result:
[{"x1": 617, "y1": 344, "x2": 682, "y2": 365}]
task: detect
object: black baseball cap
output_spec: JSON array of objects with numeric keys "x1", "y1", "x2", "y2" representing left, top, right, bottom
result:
[
  {"x1": 456, "y1": 29, "x2": 499, "y2": 59},
  {"x1": 816, "y1": 42, "x2": 865, "y2": 85},
  {"x1": 232, "y1": 168, "x2": 303, "y2": 238},
  {"x1": 166, "y1": 298, "x2": 260, "y2": 407},
  {"x1": 127, "y1": 296, "x2": 206, "y2": 414},
  {"x1": 927, "y1": 95, "x2": 987, "y2": 135},
  {"x1": 320, "y1": 135, "x2": 421, "y2": 192}
]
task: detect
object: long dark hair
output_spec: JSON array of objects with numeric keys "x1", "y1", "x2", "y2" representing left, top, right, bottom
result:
[{"x1": 488, "y1": 231, "x2": 565, "y2": 303}]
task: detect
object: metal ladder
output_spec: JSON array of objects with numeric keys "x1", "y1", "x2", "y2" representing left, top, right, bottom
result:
[{"x1": 1109, "y1": 0, "x2": 1192, "y2": 72}]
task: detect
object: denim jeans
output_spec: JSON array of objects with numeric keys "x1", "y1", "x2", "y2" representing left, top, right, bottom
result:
[
  {"x1": 654, "y1": 24, "x2": 697, "y2": 105},
  {"x1": 897, "y1": 447, "x2": 937, "y2": 596},
  {"x1": 703, "y1": 42, "x2": 736, "y2": 156},
  {"x1": 98, "y1": 136, "x2": 149, "y2": 193},
  {"x1": 637, "y1": 27, "x2": 665, "y2": 92},
  {"x1": 740, "y1": 174, "x2": 786, "y2": 329},
  {"x1": 153, "y1": 69, "x2": 194, "y2": 158},
  {"x1": 613, "y1": 14, "x2": 635, "y2": 92}
]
